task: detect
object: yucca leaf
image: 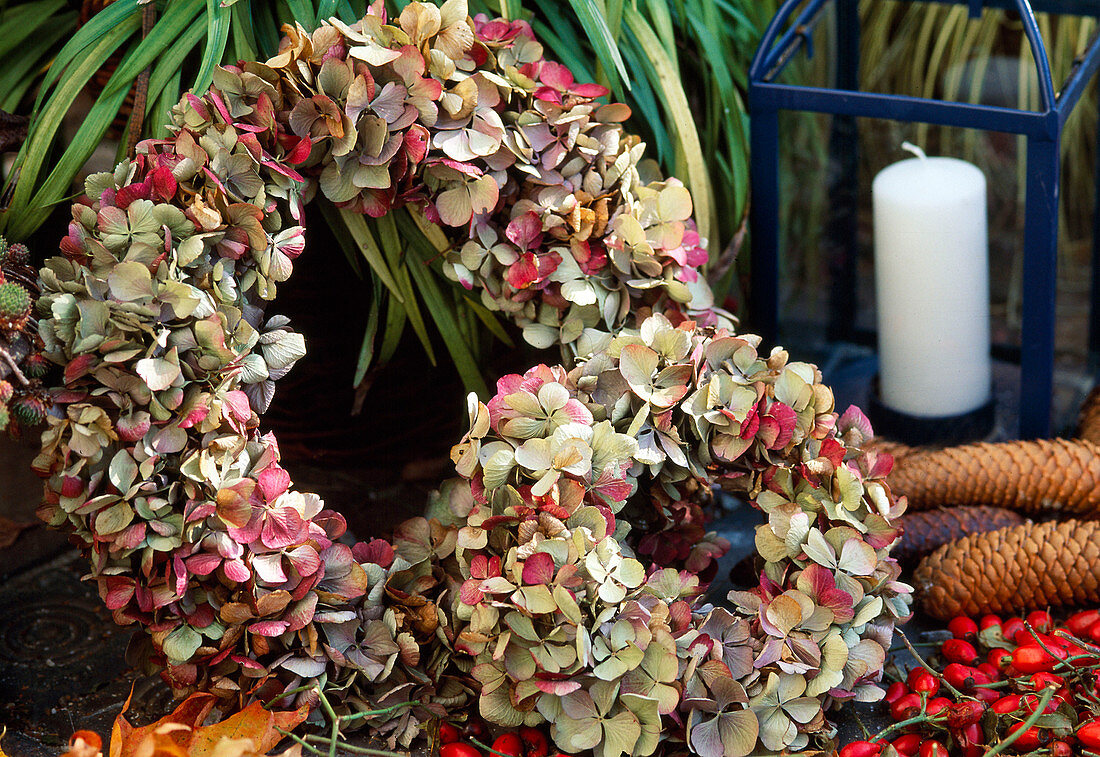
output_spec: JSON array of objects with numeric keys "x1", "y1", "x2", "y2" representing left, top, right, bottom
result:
[
  {"x1": 146, "y1": 16, "x2": 208, "y2": 118},
  {"x1": 337, "y1": 207, "x2": 405, "y2": 302},
  {"x1": 615, "y1": 40, "x2": 671, "y2": 163},
  {"x1": 353, "y1": 277, "x2": 383, "y2": 386},
  {"x1": 391, "y1": 207, "x2": 447, "y2": 275},
  {"x1": 318, "y1": 0, "x2": 342, "y2": 22},
  {"x1": 318, "y1": 199, "x2": 365, "y2": 278},
  {"x1": 563, "y1": 0, "x2": 629, "y2": 95},
  {"x1": 335, "y1": 0, "x2": 366, "y2": 23},
  {"x1": 400, "y1": 230, "x2": 488, "y2": 395},
  {"x1": 642, "y1": 0, "x2": 677, "y2": 66},
  {"x1": 193, "y1": 0, "x2": 232, "y2": 95},
  {"x1": 102, "y1": 0, "x2": 205, "y2": 98},
  {"x1": 34, "y1": 0, "x2": 141, "y2": 109},
  {"x1": 284, "y1": 0, "x2": 317, "y2": 29},
  {"x1": 389, "y1": 209, "x2": 487, "y2": 393},
  {"x1": 375, "y1": 214, "x2": 436, "y2": 364},
  {"x1": 377, "y1": 285, "x2": 408, "y2": 366},
  {"x1": 151, "y1": 69, "x2": 183, "y2": 140},
  {"x1": 406, "y1": 204, "x2": 513, "y2": 347},
  {"x1": 2, "y1": 18, "x2": 139, "y2": 239},
  {"x1": 251, "y1": 0, "x2": 283, "y2": 57},
  {"x1": 464, "y1": 296, "x2": 515, "y2": 347},
  {"x1": 623, "y1": 11, "x2": 714, "y2": 245},
  {"x1": 24, "y1": 36, "x2": 159, "y2": 234},
  {"x1": 405, "y1": 205, "x2": 450, "y2": 255},
  {"x1": 683, "y1": 9, "x2": 747, "y2": 220},
  {"x1": 603, "y1": 0, "x2": 624, "y2": 38},
  {"x1": 231, "y1": 2, "x2": 260, "y2": 62},
  {"x1": 0, "y1": 17, "x2": 73, "y2": 113},
  {"x1": 0, "y1": 0, "x2": 68, "y2": 60}
]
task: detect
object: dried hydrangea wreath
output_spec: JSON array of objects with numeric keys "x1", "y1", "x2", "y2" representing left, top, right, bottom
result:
[{"x1": 30, "y1": 3, "x2": 911, "y2": 755}]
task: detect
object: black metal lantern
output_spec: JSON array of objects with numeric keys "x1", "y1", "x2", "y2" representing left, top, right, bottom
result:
[{"x1": 748, "y1": 0, "x2": 1100, "y2": 438}]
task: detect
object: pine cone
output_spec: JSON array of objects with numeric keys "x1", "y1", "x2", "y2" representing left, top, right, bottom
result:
[
  {"x1": 894, "y1": 506, "x2": 1026, "y2": 565},
  {"x1": 888, "y1": 438, "x2": 1100, "y2": 515},
  {"x1": 914, "y1": 518, "x2": 1100, "y2": 618},
  {"x1": 1078, "y1": 385, "x2": 1100, "y2": 444},
  {"x1": 863, "y1": 437, "x2": 916, "y2": 464}
]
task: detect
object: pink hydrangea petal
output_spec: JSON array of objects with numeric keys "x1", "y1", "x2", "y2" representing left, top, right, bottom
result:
[
  {"x1": 261, "y1": 507, "x2": 306, "y2": 549},
  {"x1": 249, "y1": 619, "x2": 289, "y2": 637},
  {"x1": 223, "y1": 558, "x2": 251, "y2": 583},
  {"x1": 521, "y1": 552, "x2": 555, "y2": 585},
  {"x1": 186, "y1": 552, "x2": 223, "y2": 577},
  {"x1": 258, "y1": 466, "x2": 292, "y2": 502},
  {"x1": 102, "y1": 576, "x2": 135, "y2": 610},
  {"x1": 504, "y1": 252, "x2": 540, "y2": 289}
]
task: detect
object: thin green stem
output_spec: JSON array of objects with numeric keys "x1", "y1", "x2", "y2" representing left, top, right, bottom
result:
[
  {"x1": 1024, "y1": 622, "x2": 1078, "y2": 674},
  {"x1": 315, "y1": 686, "x2": 341, "y2": 757},
  {"x1": 980, "y1": 686, "x2": 1055, "y2": 757},
  {"x1": 264, "y1": 683, "x2": 316, "y2": 710},
  {"x1": 341, "y1": 701, "x2": 420, "y2": 722},
  {"x1": 302, "y1": 735, "x2": 407, "y2": 757},
  {"x1": 277, "y1": 728, "x2": 327, "y2": 757},
  {"x1": 972, "y1": 680, "x2": 1012, "y2": 689},
  {"x1": 1054, "y1": 629, "x2": 1100, "y2": 654},
  {"x1": 470, "y1": 736, "x2": 519, "y2": 757},
  {"x1": 868, "y1": 711, "x2": 944, "y2": 744},
  {"x1": 896, "y1": 630, "x2": 967, "y2": 700}
]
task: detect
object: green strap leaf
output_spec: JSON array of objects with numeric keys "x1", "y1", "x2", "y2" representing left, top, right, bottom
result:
[
  {"x1": 353, "y1": 278, "x2": 383, "y2": 387},
  {"x1": 192, "y1": 0, "x2": 232, "y2": 95},
  {"x1": 102, "y1": 0, "x2": 205, "y2": 98},
  {"x1": 0, "y1": 0, "x2": 69, "y2": 60},
  {"x1": 0, "y1": 15, "x2": 74, "y2": 113},
  {"x1": 377, "y1": 285, "x2": 408, "y2": 367},
  {"x1": 251, "y1": 0, "x2": 283, "y2": 58},
  {"x1": 391, "y1": 210, "x2": 487, "y2": 395},
  {"x1": 374, "y1": 213, "x2": 435, "y2": 364},
  {"x1": 564, "y1": 0, "x2": 630, "y2": 95},
  {"x1": 464, "y1": 296, "x2": 515, "y2": 347},
  {"x1": 284, "y1": 0, "x2": 317, "y2": 30},
  {"x1": 2, "y1": 18, "x2": 139, "y2": 238},
  {"x1": 402, "y1": 236, "x2": 488, "y2": 396},
  {"x1": 337, "y1": 208, "x2": 405, "y2": 302},
  {"x1": 150, "y1": 69, "x2": 183, "y2": 140},
  {"x1": 146, "y1": 16, "x2": 208, "y2": 118},
  {"x1": 230, "y1": 2, "x2": 260, "y2": 63},
  {"x1": 318, "y1": 199, "x2": 364, "y2": 278},
  {"x1": 623, "y1": 11, "x2": 714, "y2": 245},
  {"x1": 34, "y1": 0, "x2": 141, "y2": 109},
  {"x1": 317, "y1": 0, "x2": 341, "y2": 22}
]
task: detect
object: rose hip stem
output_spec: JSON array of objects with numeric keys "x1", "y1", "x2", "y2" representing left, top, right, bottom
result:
[
  {"x1": 1024, "y1": 622, "x2": 1079, "y2": 672},
  {"x1": 980, "y1": 686, "x2": 1056, "y2": 757},
  {"x1": 470, "y1": 736, "x2": 523, "y2": 757},
  {"x1": 896, "y1": 630, "x2": 967, "y2": 699},
  {"x1": 868, "y1": 701, "x2": 943, "y2": 744}
]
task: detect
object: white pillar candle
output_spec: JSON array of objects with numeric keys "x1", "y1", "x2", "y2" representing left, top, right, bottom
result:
[{"x1": 872, "y1": 144, "x2": 991, "y2": 417}]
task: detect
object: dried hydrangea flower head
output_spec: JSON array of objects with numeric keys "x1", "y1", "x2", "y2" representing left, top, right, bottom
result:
[{"x1": 443, "y1": 313, "x2": 911, "y2": 754}]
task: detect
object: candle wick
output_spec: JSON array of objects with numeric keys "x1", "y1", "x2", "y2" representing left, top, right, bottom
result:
[{"x1": 901, "y1": 141, "x2": 928, "y2": 163}]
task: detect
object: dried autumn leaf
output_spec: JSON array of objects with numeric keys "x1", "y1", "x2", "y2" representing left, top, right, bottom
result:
[
  {"x1": 186, "y1": 702, "x2": 310, "y2": 755},
  {"x1": 108, "y1": 692, "x2": 309, "y2": 757}
]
